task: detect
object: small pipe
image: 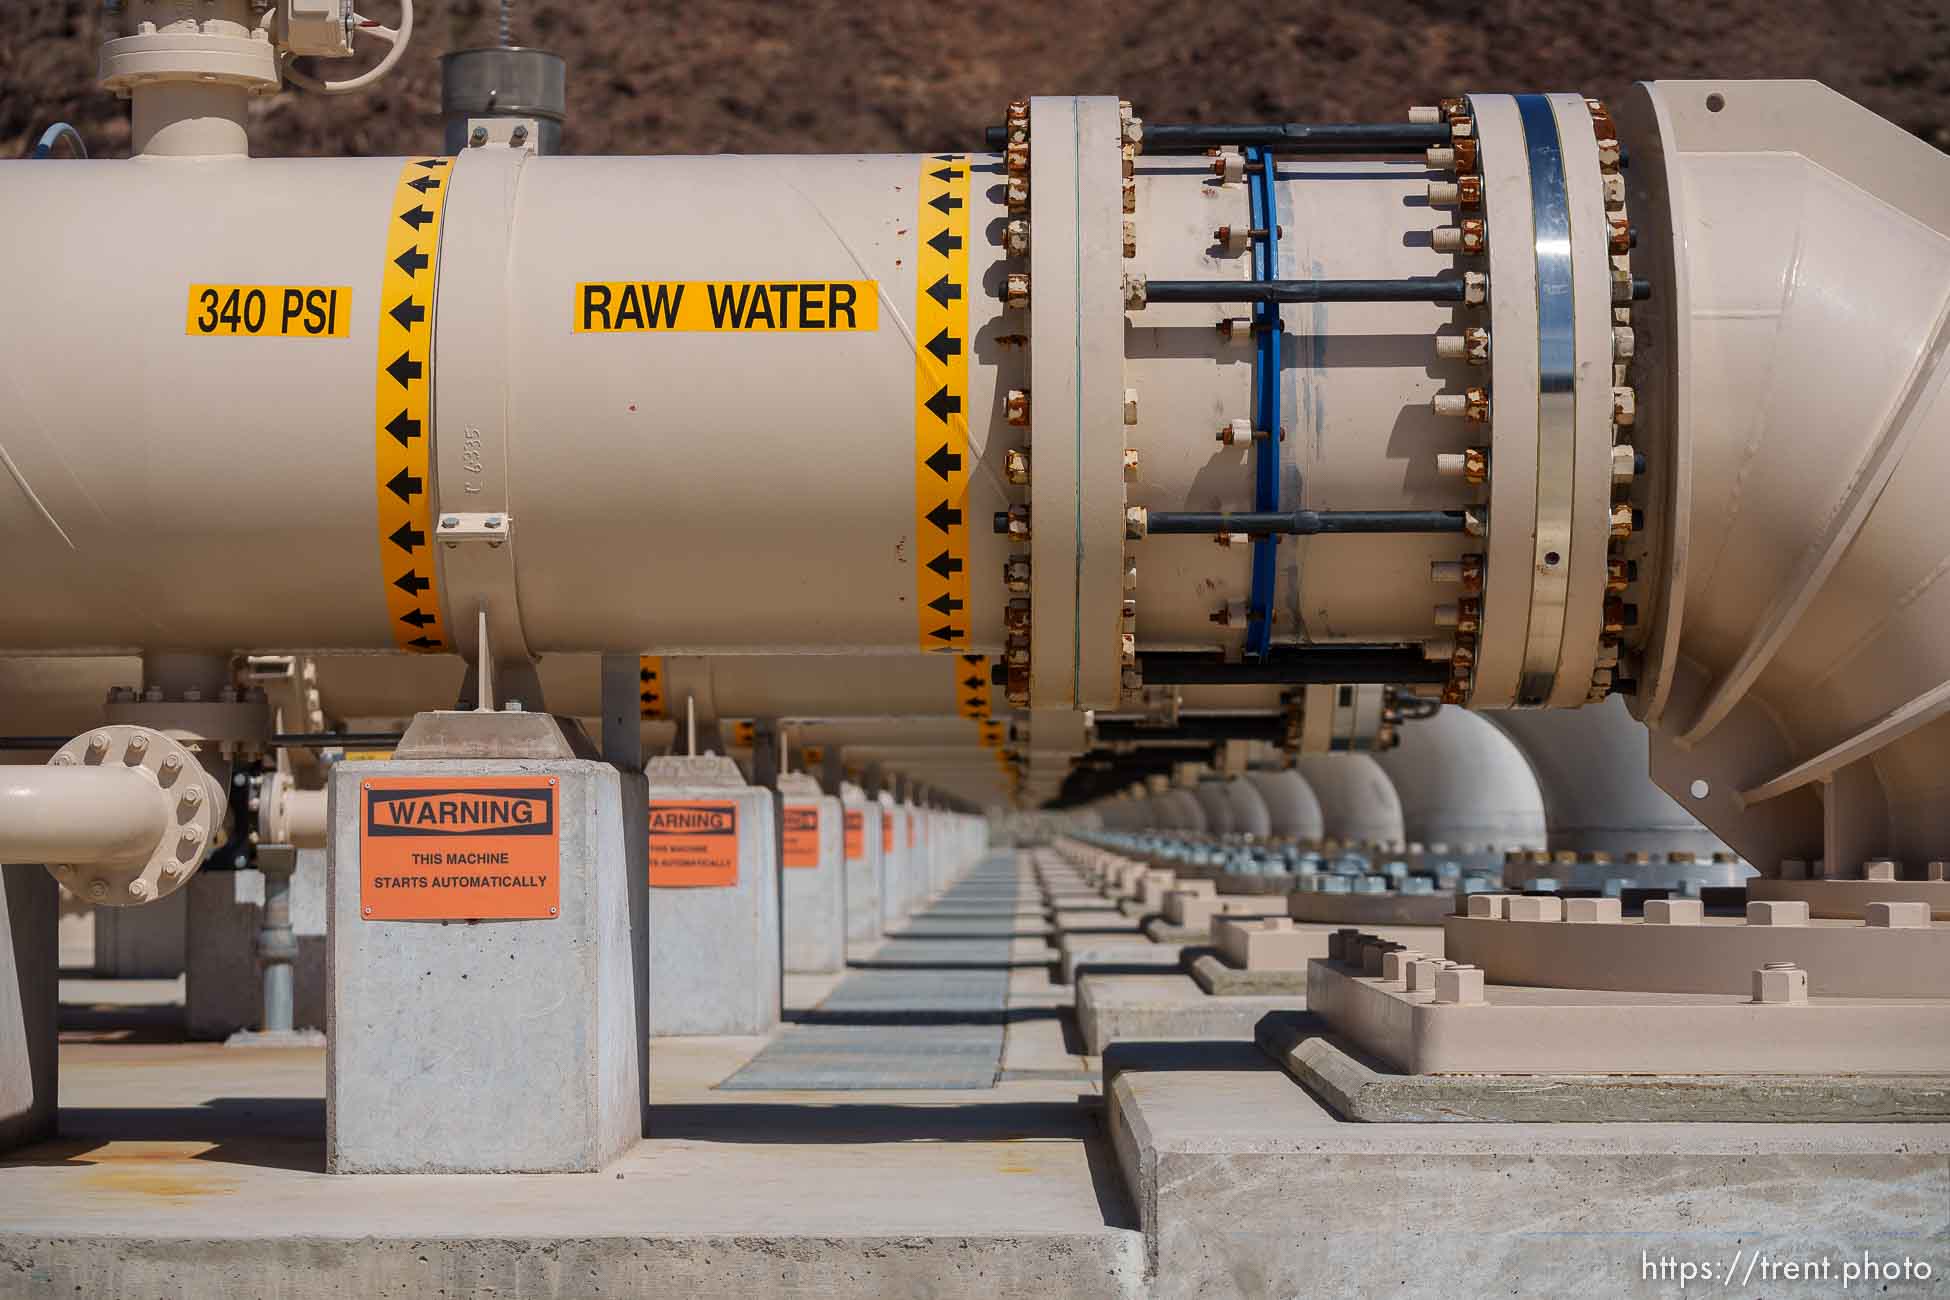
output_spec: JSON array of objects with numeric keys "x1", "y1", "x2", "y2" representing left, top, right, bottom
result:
[
  {"x1": 1143, "y1": 279, "x2": 1468, "y2": 306},
  {"x1": 31, "y1": 123, "x2": 87, "y2": 159},
  {"x1": 1140, "y1": 647, "x2": 1447, "y2": 686},
  {"x1": 982, "y1": 121, "x2": 1450, "y2": 153},
  {"x1": 1145, "y1": 509, "x2": 1468, "y2": 536},
  {"x1": 267, "y1": 733, "x2": 402, "y2": 748},
  {"x1": 0, "y1": 766, "x2": 171, "y2": 866}
]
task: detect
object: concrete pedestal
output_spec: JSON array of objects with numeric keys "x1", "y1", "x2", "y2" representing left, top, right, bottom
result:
[
  {"x1": 327, "y1": 758, "x2": 648, "y2": 1174},
  {"x1": 842, "y1": 798, "x2": 883, "y2": 943},
  {"x1": 879, "y1": 802, "x2": 909, "y2": 932},
  {"x1": 185, "y1": 851, "x2": 327, "y2": 1039},
  {"x1": 779, "y1": 776, "x2": 845, "y2": 974},
  {"x1": 646, "y1": 755, "x2": 781, "y2": 1037},
  {"x1": 0, "y1": 867, "x2": 57, "y2": 1153}
]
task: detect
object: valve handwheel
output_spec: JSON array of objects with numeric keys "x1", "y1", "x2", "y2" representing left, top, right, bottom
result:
[{"x1": 282, "y1": 0, "x2": 414, "y2": 96}]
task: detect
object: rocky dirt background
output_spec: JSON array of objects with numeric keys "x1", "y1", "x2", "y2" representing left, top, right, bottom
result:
[{"x1": 5, "y1": 0, "x2": 1947, "y2": 159}]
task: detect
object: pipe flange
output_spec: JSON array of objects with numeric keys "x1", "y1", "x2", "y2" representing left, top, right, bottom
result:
[
  {"x1": 45, "y1": 726, "x2": 228, "y2": 906},
  {"x1": 99, "y1": 31, "x2": 282, "y2": 97}
]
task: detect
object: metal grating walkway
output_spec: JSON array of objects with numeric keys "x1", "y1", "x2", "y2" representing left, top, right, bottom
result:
[{"x1": 718, "y1": 855, "x2": 1023, "y2": 1090}]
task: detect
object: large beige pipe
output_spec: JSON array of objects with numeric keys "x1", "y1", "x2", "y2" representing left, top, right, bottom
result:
[
  {"x1": 1243, "y1": 771, "x2": 1326, "y2": 842},
  {"x1": 1483, "y1": 697, "x2": 1728, "y2": 861},
  {"x1": 1373, "y1": 707, "x2": 1546, "y2": 854},
  {"x1": 1292, "y1": 756, "x2": 1405, "y2": 848},
  {"x1": 0, "y1": 767, "x2": 171, "y2": 866}
]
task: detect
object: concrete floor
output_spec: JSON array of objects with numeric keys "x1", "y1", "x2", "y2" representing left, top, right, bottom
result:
[{"x1": 0, "y1": 855, "x2": 1145, "y2": 1299}]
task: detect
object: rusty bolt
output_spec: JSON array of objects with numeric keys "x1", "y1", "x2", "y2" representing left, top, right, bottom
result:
[
  {"x1": 1121, "y1": 667, "x2": 1143, "y2": 693},
  {"x1": 1007, "y1": 175, "x2": 1029, "y2": 212},
  {"x1": 1610, "y1": 503, "x2": 1635, "y2": 538},
  {"x1": 1004, "y1": 556, "x2": 1031, "y2": 592},
  {"x1": 1122, "y1": 273, "x2": 1147, "y2": 310},
  {"x1": 1124, "y1": 506, "x2": 1147, "y2": 540},
  {"x1": 1122, "y1": 218, "x2": 1136, "y2": 259},
  {"x1": 1462, "y1": 271, "x2": 1488, "y2": 307},
  {"x1": 1005, "y1": 219, "x2": 1030, "y2": 257},
  {"x1": 1005, "y1": 447, "x2": 1030, "y2": 483},
  {"x1": 1003, "y1": 643, "x2": 1030, "y2": 667},
  {"x1": 1122, "y1": 447, "x2": 1140, "y2": 480},
  {"x1": 1595, "y1": 135, "x2": 1622, "y2": 172},
  {"x1": 1122, "y1": 176, "x2": 1136, "y2": 214},
  {"x1": 1603, "y1": 172, "x2": 1626, "y2": 210},
  {"x1": 1120, "y1": 632, "x2": 1136, "y2": 665},
  {"x1": 1612, "y1": 386, "x2": 1636, "y2": 426},
  {"x1": 1216, "y1": 318, "x2": 1251, "y2": 344},
  {"x1": 1005, "y1": 389, "x2": 1030, "y2": 427},
  {"x1": 1211, "y1": 151, "x2": 1245, "y2": 184},
  {"x1": 1456, "y1": 175, "x2": 1482, "y2": 209},
  {"x1": 1459, "y1": 217, "x2": 1486, "y2": 255},
  {"x1": 1453, "y1": 137, "x2": 1478, "y2": 173},
  {"x1": 1612, "y1": 443, "x2": 1638, "y2": 484},
  {"x1": 1004, "y1": 273, "x2": 1030, "y2": 309},
  {"x1": 1005, "y1": 142, "x2": 1030, "y2": 175},
  {"x1": 1456, "y1": 597, "x2": 1482, "y2": 634},
  {"x1": 1460, "y1": 447, "x2": 1489, "y2": 484},
  {"x1": 1004, "y1": 598, "x2": 1032, "y2": 632},
  {"x1": 1122, "y1": 597, "x2": 1137, "y2": 622},
  {"x1": 1214, "y1": 531, "x2": 1245, "y2": 549},
  {"x1": 1608, "y1": 215, "x2": 1633, "y2": 256},
  {"x1": 1606, "y1": 556, "x2": 1637, "y2": 592},
  {"x1": 1121, "y1": 143, "x2": 1136, "y2": 178}
]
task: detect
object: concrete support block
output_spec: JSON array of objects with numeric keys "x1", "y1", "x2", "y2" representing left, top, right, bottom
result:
[
  {"x1": 842, "y1": 798, "x2": 882, "y2": 943},
  {"x1": 879, "y1": 803, "x2": 908, "y2": 932},
  {"x1": 185, "y1": 852, "x2": 328, "y2": 1039},
  {"x1": 780, "y1": 779, "x2": 845, "y2": 974},
  {"x1": 327, "y1": 759, "x2": 648, "y2": 1173},
  {"x1": 0, "y1": 867, "x2": 58, "y2": 1154},
  {"x1": 646, "y1": 756, "x2": 781, "y2": 1037},
  {"x1": 89, "y1": 882, "x2": 186, "y2": 977}
]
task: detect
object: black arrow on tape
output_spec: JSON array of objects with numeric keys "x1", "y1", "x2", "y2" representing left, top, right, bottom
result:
[
  {"x1": 389, "y1": 296, "x2": 425, "y2": 329},
  {"x1": 926, "y1": 550, "x2": 963, "y2": 579},
  {"x1": 398, "y1": 205, "x2": 435, "y2": 231},
  {"x1": 406, "y1": 635, "x2": 440, "y2": 649},
  {"x1": 400, "y1": 608, "x2": 437, "y2": 628},
  {"x1": 388, "y1": 521, "x2": 425, "y2": 553},
  {"x1": 406, "y1": 174, "x2": 442, "y2": 193},
  {"x1": 384, "y1": 410, "x2": 421, "y2": 447},
  {"x1": 933, "y1": 153, "x2": 959, "y2": 163},
  {"x1": 924, "y1": 444, "x2": 962, "y2": 480},
  {"x1": 385, "y1": 467, "x2": 424, "y2": 503},
  {"x1": 925, "y1": 501, "x2": 962, "y2": 533},
  {"x1": 962, "y1": 673, "x2": 983, "y2": 689},
  {"x1": 386, "y1": 352, "x2": 422, "y2": 388},
  {"x1": 929, "y1": 593, "x2": 966, "y2": 615},
  {"x1": 928, "y1": 624, "x2": 963, "y2": 642},
  {"x1": 393, "y1": 569, "x2": 430, "y2": 597},
  {"x1": 394, "y1": 247, "x2": 429, "y2": 276},
  {"x1": 929, "y1": 164, "x2": 960, "y2": 182},
  {"x1": 640, "y1": 667, "x2": 655, "y2": 682},
  {"x1": 926, "y1": 229, "x2": 963, "y2": 258},
  {"x1": 928, "y1": 191, "x2": 963, "y2": 216},
  {"x1": 926, "y1": 274, "x2": 962, "y2": 308},
  {"x1": 962, "y1": 653, "x2": 983, "y2": 666},
  {"x1": 924, "y1": 387, "x2": 961, "y2": 424},
  {"x1": 412, "y1": 159, "x2": 450, "y2": 169},
  {"x1": 925, "y1": 326, "x2": 960, "y2": 363}
]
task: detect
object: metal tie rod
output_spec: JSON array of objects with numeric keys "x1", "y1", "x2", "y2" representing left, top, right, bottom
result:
[
  {"x1": 1142, "y1": 277, "x2": 1654, "y2": 307},
  {"x1": 1145, "y1": 278, "x2": 1469, "y2": 305},
  {"x1": 1139, "y1": 647, "x2": 1448, "y2": 686},
  {"x1": 983, "y1": 121, "x2": 1451, "y2": 152},
  {"x1": 1145, "y1": 509, "x2": 1469, "y2": 536}
]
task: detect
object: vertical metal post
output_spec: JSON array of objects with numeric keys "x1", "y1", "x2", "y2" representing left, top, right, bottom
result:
[{"x1": 255, "y1": 844, "x2": 297, "y2": 1034}]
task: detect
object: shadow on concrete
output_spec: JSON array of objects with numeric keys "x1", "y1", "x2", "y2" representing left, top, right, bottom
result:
[
  {"x1": 4, "y1": 1099, "x2": 327, "y2": 1173},
  {"x1": 880, "y1": 930, "x2": 1049, "y2": 941},
  {"x1": 786, "y1": 1005, "x2": 1068, "y2": 1029},
  {"x1": 1099, "y1": 1039, "x2": 1274, "y2": 1090},
  {"x1": 57, "y1": 1001, "x2": 189, "y2": 1045}
]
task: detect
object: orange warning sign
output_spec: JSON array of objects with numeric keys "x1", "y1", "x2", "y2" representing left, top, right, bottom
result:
[
  {"x1": 882, "y1": 813, "x2": 896, "y2": 855},
  {"x1": 783, "y1": 804, "x2": 821, "y2": 868},
  {"x1": 648, "y1": 799, "x2": 740, "y2": 888},
  {"x1": 359, "y1": 776, "x2": 560, "y2": 921},
  {"x1": 844, "y1": 809, "x2": 866, "y2": 861}
]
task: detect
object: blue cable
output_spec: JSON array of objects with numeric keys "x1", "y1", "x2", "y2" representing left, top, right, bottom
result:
[{"x1": 1245, "y1": 146, "x2": 1282, "y2": 660}]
